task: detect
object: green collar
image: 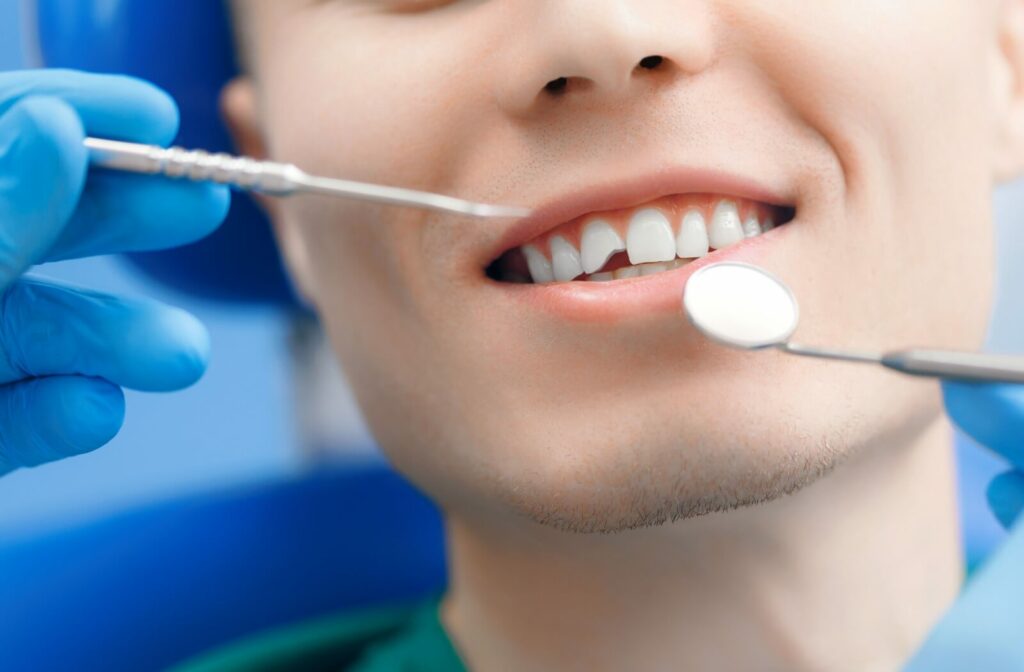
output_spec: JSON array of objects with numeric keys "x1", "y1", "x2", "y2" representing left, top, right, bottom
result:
[{"x1": 172, "y1": 598, "x2": 466, "y2": 672}]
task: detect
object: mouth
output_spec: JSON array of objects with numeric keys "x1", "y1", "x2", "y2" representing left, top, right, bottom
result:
[
  {"x1": 487, "y1": 194, "x2": 795, "y2": 284},
  {"x1": 481, "y1": 169, "x2": 798, "y2": 322}
]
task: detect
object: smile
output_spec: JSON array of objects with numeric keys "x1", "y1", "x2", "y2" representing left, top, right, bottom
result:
[
  {"x1": 489, "y1": 195, "x2": 794, "y2": 284},
  {"x1": 480, "y1": 168, "x2": 800, "y2": 322}
]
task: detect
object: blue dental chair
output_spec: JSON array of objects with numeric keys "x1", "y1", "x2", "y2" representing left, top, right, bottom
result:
[
  {"x1": 0, "y1": 2, "x2": 446, "y2": 670},
  {"x1": 0, "y1": 464, "x2": 446, "y2": 672}
]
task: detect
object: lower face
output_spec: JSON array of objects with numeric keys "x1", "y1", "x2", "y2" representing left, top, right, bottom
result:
[{"x1": 246, "y1": 0, "x2": 996, "y2": 531}]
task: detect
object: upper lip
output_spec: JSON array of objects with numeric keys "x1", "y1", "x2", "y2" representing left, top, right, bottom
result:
[{"x1": 485, "y1": 165, "x2": 797, "y2": 264}]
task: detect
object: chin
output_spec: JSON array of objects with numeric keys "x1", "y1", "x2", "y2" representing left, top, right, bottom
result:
[{"x1": 408, "y1": 360, "x2": 940, "y2": 535}]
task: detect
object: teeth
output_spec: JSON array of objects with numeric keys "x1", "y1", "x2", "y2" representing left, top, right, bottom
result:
[
  {"x1": 743, "y1": 215, "x2": 762, "y2": 238},
  {"x1": 580, "y1": 219, "x2": 626, "y2": 274},
  {"x1": 676, "y1": 210, "x2": 710, "y2": 259},
  {"x1": 626, "y1": 209, "x2": 676, "y2": 265},
  {"x1": 522, "y1": 244, "x2": 554, "y2": 283},
  {"x1": 516, "y1": 199, "x2": 782, "y2": 285},
  {"x1": 550, "y1": 235, "x2": 584, "y2": 282},
  {"x1": 708, "y1": 201, "x2": 745, "y2": 250},
  {"x1": 639, "y1": 262, "x2": 669, "y2": 276}
]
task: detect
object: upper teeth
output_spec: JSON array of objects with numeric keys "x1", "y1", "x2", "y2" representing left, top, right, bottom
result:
[
  {"x1": 523, "y1": 244, "x2": 555, "y2": 283},
  {"x1": 676, "y1": 210, "x2": 709, "y2": 258},
  {"x1": 581, "y1": 219, "x2": 626, "y2": 274},
  {"x1": 707, "y1": 201, "x2": 745, "y2": 250},
  {"x1": 550, "y1": 234, "x2": 584, "y2": 282},
  {"x1": 626, "y1": 209, "x2": 677, "y2": 265},
  {"x1": 743, "y1": 214, "x2": 762, "y2": 238},
  {"x1": 520, "y1": 199, "x2": 778, "y2": 284}
]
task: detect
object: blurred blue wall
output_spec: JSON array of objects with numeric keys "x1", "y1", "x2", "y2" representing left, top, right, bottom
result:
[
  {"x1": 0, "y1": 0, "x2": 297, "y2": 539},
  {"x1": 0, "y1": 1, "x2": 18, "y2": 66},
  {"x1": 0, "y1": 0, "x2": 1019, "y2": 563}
]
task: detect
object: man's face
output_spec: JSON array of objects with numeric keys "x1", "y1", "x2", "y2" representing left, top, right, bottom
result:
[{"x1": 232, "y1": 0, "x2": 1005, "y2": 531}]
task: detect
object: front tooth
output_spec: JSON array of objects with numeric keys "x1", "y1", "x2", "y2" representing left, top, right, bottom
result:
[
  {"x1": 589, "y1": 272, "x2": 614, "y2": 282},
  {"x1": 708, "y1": 201, "x2": 745, "y2": 249},
  {"x1": 743, "y1": 215, "x2": 762, "y2": 238},
  {"x1": 762, "y1": 216, "x2": 775, "y2": 232},
  {"x1": 522, "y1": 245, "x2": 554, "y2": 283},
  {"x1": 550, "y1": 235, "x2": 584, "y2": 282},
  {"x1": 614, "y1": 265, "x2": 641, "y2": 280},
  {"x1": 676, "y1": 210, "x2": 710, "y2": 258},
  {"x1": 627, "y1": 209, "x2": 676, "y2": 264},
  {"x1": 581, "y1": 219, "x2": 626, "y2": 274}
]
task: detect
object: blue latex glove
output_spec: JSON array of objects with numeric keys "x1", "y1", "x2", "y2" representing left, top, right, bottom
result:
[
  {"x1": 904, "y1": 382, "x2": 1024, "y2": 670},
  {"x1": 0, "y1": 69, "x2": 229, "y2": 475}
]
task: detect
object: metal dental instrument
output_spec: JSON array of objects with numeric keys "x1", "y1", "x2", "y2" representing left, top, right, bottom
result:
[
  {"x1": 84, "y1": 137, "x2": 531, "y2": 219},
  {"x1": 683, "y1": 261, "x2": 1024, "y2": 384}
]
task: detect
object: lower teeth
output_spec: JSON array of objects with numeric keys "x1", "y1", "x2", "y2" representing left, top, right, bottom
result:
[{"x1": 583, "y1": 258, "x2": 690, "y2": 282}]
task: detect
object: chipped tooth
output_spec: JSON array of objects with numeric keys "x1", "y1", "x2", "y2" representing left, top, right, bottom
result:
[
  {"x1": 677, "y1": 210, "x2": 710, "y2": 259},
  {"x1": 522, "y1": 244, "x2": 554, "y2": 283},
  {"x1": 743, "y1": 215, "x2": 762, "y2": 238},
  {"x1": 581, "y1": 219, "x2": 626, "y2": 274},
  {"x1": 627, "y1": 209, "x2": 676, "y2": 265},
  {"x1": 613, "y1": 265, "x2": 641, "y2": 280},
  {"x1": 589, "y1": 272, "x2": 614, "y2": 282},
  {"x1": 550, "y1": 235, "x2": 584, "y2": 282},
  {"x1": 708, "y1": 201, "x2": 745, "y2": 250}
]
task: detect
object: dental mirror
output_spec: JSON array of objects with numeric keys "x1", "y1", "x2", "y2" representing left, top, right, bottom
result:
[
  {"x1": 684, "y1": 262, "x2": 799, "y2": 350},
  {"x1": 683, "y1": 261, "x2": 1024, "y2": 384}
]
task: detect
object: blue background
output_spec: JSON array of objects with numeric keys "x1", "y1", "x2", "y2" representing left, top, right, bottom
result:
[{"x1": 1, "y1": 0, "x2": 1021, "y2": 563}]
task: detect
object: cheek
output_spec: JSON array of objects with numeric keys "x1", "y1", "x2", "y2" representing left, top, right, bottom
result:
[
  {"x1": 256, "y1": 11, "x2": 505, "y2": 196},
  {"x1": 255, "y1": 11, "x2": 514, "y2": 321},
  {"x1": 738, "y1": 0, "x2": 996, "y2": 350}
]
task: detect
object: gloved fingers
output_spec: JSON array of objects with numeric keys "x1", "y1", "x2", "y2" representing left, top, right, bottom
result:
[
  {"x1": 0, "y1": 74, "x2": 229, "y2": 265},
  {"x1": 0, "y1": 96, "x2": 87, "y2": 283},
  {"x1": 0, "y1": 375, "x2": 124, "y2": 476},
  {"x1": 986, "y1": 470, "x2": 1024, "y2": 530},
  {"x1": 45, "y1": 171, "x2": 230, "y2": 261},
  {"x1": 0, "y1": 69, "x2": 179, "y2": 146},
  {"x1": 0, "y1": 277, "x2": 210, "y2": 392},
  {"x1": 942, "y1": 380, "x2": 1024, "y2": 469}
]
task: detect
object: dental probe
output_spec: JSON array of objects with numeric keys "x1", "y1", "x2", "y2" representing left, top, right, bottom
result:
[
  {"x1": 778, "y1": 344, "x2": 1024, "y2": 383},
  {"x1": 84, "y1": 137, "x2": 531, "y2": 219},
  {"x1": 684, "y1": 261, "x2": 1024, "y2": 385}
]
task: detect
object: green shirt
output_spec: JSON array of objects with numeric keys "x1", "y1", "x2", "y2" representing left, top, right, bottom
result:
[{"x1": 172, "y1": 599, "x2": 467, "y2": 672}]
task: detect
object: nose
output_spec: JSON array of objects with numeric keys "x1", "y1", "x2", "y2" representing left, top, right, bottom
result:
[{"x1": 495, "y1": 1, "x2": 715, "y2": 115}]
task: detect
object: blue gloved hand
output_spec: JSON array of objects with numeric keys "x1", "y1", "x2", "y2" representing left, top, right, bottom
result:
[
  {"x1": 904, "y1": 382, "x2": 1024, "y2": 670},
  {"x1": 0, "y1": 69, "x2": 229, "y2": 475}
]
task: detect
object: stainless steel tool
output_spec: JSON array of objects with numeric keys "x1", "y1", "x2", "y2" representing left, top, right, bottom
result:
[{"x1": 85, "y1": 137, "x2": 531, "y2": 220}]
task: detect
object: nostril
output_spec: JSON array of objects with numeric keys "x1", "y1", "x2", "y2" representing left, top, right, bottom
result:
[
  {"x1": 637, "y1": 55, "x2": 664, "y2": 70},
  {"x1": 544, "y1": 77, "x2": 569, "y2": 95}
]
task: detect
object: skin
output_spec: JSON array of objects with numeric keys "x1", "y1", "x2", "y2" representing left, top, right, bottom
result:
[{"x1": 224, "y1": 1, "x2": 1024, "y2": 669}]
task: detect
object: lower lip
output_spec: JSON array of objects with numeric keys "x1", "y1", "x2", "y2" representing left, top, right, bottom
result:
[{"x1": 497, "y1": 223, "x2": 792, "y2": 323}]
